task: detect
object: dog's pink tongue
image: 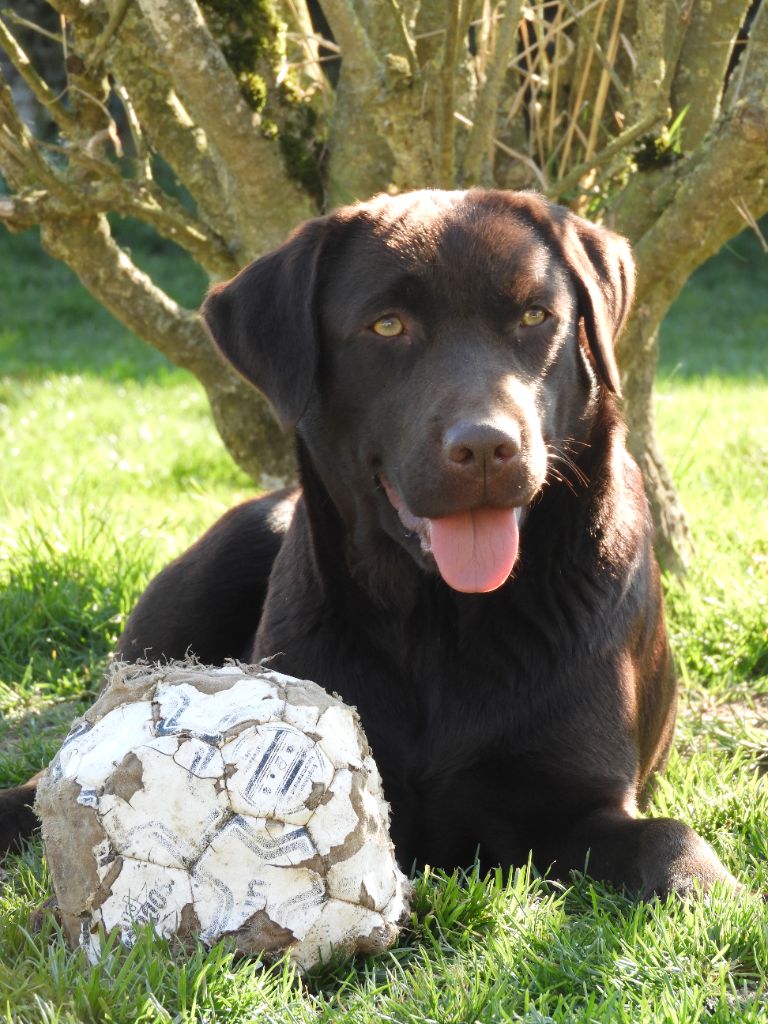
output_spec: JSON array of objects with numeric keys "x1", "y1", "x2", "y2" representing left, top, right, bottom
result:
[{"x1": 429, "y1": 507, "x2": 519, "y2": 593}]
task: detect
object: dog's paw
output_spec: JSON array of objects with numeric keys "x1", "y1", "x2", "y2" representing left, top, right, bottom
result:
[
  {"x1": 29, "y1": 896, "x2": 60, "y2": 934},
  {"x1": 0, "y1": 778, "x2": 40, "y2": 857},
  {"x1": 636, "y1": 818, "x2": 740, "y2": 900}
]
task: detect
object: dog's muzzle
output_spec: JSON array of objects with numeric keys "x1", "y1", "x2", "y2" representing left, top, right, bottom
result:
[{"x1": 380, "y1": 476, "x2": 523, "y2": 593}]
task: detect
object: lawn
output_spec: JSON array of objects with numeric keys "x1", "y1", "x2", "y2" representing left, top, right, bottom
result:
[{"x1": 0, "y1": 223, "x2": 766, "y2": 1023}]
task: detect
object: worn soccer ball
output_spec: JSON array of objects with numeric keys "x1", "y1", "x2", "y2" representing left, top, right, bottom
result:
[{"x1": 36, "y1": 661, "x2": 410, "y2": 968}]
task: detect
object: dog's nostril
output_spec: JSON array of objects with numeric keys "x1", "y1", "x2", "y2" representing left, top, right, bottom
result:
[
  {"x1": 493, "y1": 442, "x2": 518, "y2": 463},
  {"x1": 447, "y1": 444, "x2": 475, "y2": 466}
]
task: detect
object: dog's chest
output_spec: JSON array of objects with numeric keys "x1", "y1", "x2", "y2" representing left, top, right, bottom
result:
[
  {"x1": 337, "y1": 608, "x2": 553, "y2": 772},
  {"x1": 260, "y1": 557, "x2": 630, "y2": 779}
]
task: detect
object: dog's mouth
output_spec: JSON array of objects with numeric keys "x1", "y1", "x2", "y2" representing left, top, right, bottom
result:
[{"x1": 379, "y1": 476, "x2": 522, "y2": 594}]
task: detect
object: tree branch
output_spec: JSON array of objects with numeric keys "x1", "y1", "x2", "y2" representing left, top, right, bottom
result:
[
  {"x1": 283, "y1": 0, "x2": 327, "y2": 95},
  {"x1": 322, "y1": 0, "x2": 397, "y2": 206},
  {"x1": 385, "y1": 0, "x2": 419, "y2": 76},
  {"x1": 64, "y1": 162, "x2": 239, "y2": 277},
  {"x1": 438, "y1": 0, "x2": 463, "y2": 187},
  {"x1": 462, "y1": 0, "x2": 524, "y2": 185},
  {"x1": 724, "y1": 0, "x2": 767, "y2": 110},
  {"x1": 583, "y1": 0, "x2": 627, "y2": 161},
  {"x1": 87, "y1": 0, "x2": 134, "y2": 71},
  {"x1": 136, "y1": 0, "x2": 315, "y2": 254},
  {"x1": 671, "y1": 0, "x2": 752, "y2": 152},
  {"x1": 552, "y1": 106, "x2": 665, "y2": 198},
  {"x1": 41, "y1": 213, "x2": 210, "y2": 372},
  {"x1": 319, "y1": 0, "x2": 379, "y2": 72},
  {"x1": 39, "y1": 211, "x2": 293, "y2": 480},
  {"x1": 0, "y1": 15, "x2": 77, "y2": 132},
  {"x1": 557, "y1": 0, "x2": 609, "y2": 178},
  {"x1": 0, "y1": 72, "x2": 71, "y2": 197},
  {"x1": 454, "y1": 110, "x2": 548, "y2": 189},
  {"x1": 616, "y1": 69, "x2": 767, "y2": 532},
  {"x1": 561, "y1": 0, "x2": 628, "y2": 104},
  {"x1": 109, "y1": 14, "x2": 243, "y2": 254},
  {"x1": 0, "y1": 190, "x2": 53, "y2": 232},
  {"x1": 605, "y1": 0, "x2": 711, "y2": 243},
  {"x1": 1, "y1": 46, "x2": 292, "y2": 480},
  {"x1": 631, "y1": 111, "x2": 768, "y2": 317},
  {"x1": 0, "y1": 56, "x2": 237, "y2": 278},
  {"x1": 43, "y1": 0, "x2": 245, "y2": 255}
]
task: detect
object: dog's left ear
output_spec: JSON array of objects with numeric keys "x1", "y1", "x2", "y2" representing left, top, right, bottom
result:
[
  {"x1": 201, "y1": 217, "x2": 327, "y2": 429},
  {"x1": 559, "y1": 212, "x2": 635, "y2": 397}
]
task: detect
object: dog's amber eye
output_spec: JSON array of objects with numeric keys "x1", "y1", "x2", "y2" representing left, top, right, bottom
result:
[
  {"x1": 372, "y1": 315, "x2": 405, "y2": 337},
  {"x1": 521, "y1": 307, "x2": 547, "y2": 327}
]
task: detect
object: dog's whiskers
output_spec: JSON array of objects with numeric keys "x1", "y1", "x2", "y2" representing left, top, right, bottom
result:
[
  {"x1": 546, "y1": 443, "x2": 590, "y2": 491},
  {"x1": 544, "y1": 460, "x2": 578, "y2": 496}
]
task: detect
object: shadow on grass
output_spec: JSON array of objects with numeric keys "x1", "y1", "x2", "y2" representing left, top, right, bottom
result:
[
  {"x1": 0, "y1": 222, "x2": 207, "y2": 385},
  {"x1": 0, "y1": 698, "x2": 88, "y2": 786},
  {"x1": 658, "y1": 224, "x2": 768, "y2": 382}
]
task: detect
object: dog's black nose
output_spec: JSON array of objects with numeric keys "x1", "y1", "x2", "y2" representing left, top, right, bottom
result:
[{"x1": 442, "y1": 421, "x2": 521, "y2": 478}]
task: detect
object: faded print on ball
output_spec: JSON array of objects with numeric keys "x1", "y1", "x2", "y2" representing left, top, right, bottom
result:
[
  {"x1": 36, "y1": 661, "x2": 410, "y2": 969},
  {"x1": 224, "y1": 723, "x2": 334, "y2": 821}
]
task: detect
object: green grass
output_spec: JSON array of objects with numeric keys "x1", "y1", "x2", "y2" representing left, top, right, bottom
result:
[
  {"x1": 0, "y1": 223, "x2": 766, "y2": 1023},
  {"x1": 656, "y1": 227, "x2": 768, "y2": 713}
]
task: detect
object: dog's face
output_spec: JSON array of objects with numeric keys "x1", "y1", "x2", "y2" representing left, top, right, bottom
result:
[{"x1": 203, "y1": 190, "x2": 634, "y2": 594}]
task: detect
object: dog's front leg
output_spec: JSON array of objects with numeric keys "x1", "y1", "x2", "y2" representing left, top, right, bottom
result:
[
  {"x1": 0, "y1": 776, "x2": 40, "y2": 856},
  {"x1": 547, "y1": 807, "x2": 739, "y2": 898}
]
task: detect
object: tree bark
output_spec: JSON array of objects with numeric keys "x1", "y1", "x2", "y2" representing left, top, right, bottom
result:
[
  {"x1": 612, "y1": 5, "x2": 768, "y2": 566},
  {"x1": 321, "y1": 0, "x2": 446, "y2": 204},
  {"x1": 619, "y1": 319, "x2": 693, "y2": 574},
  {"x1": 135, "y1": 0, "x2": 315, "y2": 257},
  {"x1": 671, "y1": 0, "x2": 753, "y2": 152}
]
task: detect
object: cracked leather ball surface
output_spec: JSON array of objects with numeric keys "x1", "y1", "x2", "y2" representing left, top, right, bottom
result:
[{"x1": 36, "y1": 661, "x2": 410, "y2": 968}]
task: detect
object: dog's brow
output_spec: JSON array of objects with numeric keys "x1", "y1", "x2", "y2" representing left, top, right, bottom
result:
[
  {"x1": 352, "y1": 270, "x2": 429, "y2": 312},
  {"x1": 521, "y1": 248, "x2": 551, "y2": 283}
]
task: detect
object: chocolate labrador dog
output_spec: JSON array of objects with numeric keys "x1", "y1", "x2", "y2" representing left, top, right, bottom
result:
[{"x1": 0, "y1": 190, "x2": 735, "y2": 896}]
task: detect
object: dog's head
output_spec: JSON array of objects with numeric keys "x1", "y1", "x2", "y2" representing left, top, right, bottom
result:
[{"x1": 202, "y1": 190, "x2": 634, "y2": 594}]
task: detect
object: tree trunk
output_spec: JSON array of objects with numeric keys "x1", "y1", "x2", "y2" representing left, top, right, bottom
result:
[
  {"x1": 620, "y1": 321, "x2": 693, "y2": 574},
  {"x1": 611, "y1": 0, "x2": 768, "y2": 565}
]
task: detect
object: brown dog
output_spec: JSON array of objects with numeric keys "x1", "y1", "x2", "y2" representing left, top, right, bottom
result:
[{"x1": 0, "y1": 190, "x2": 736, "y2": 896}]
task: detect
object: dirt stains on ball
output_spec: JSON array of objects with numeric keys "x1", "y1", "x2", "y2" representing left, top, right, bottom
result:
[{"x1": 35, "y1": 661, "x2": 411, "y2": 969}]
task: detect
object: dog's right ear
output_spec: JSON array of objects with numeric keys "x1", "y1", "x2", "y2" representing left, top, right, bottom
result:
[{"x1": 201, "y1": 217, "x2": 327, "y2": 429}]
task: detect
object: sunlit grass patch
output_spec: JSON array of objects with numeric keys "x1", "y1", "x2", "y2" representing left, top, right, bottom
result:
[
  {"x1": 655, "y1": 379, "x2": 768, "y2": 698},
  {"x1": 2, "y1": 848, "x2": 764, "y2": 1023},
  {"x1": 0, "y1": 374, "x2": 253, "y2": 515}
]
